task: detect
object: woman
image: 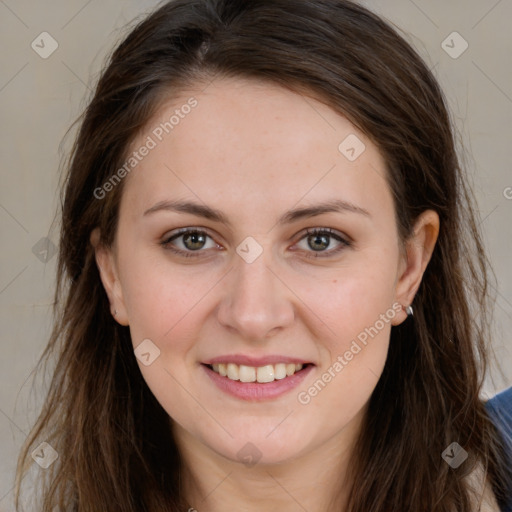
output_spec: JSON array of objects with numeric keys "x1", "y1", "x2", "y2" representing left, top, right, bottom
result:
[{"x1": 15, "y1": 0, "x2": 512, "y2": 510}]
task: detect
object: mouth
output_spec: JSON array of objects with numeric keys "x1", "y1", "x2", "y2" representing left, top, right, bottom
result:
[
  {"x1": 203, "y1": 362, "x2": 312, "y2": 383},
  {"x1": 201, "y1": 361, "x2": 314, "y2": 401}
]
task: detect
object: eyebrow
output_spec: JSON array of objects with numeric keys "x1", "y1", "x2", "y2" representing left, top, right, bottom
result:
[{"x1": 143, "y1": 198, "x2": 371, "y2": 226}]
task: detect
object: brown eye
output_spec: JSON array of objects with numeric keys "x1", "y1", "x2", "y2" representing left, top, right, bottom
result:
[
  {"x1": 307, "y1": 232, "x2": 330, "y2": 251},
  {"x1": 295, "y1": 228, "x2": 351, "y2": 258},
  {"x1": 161, "y1": 228, "x2": 219, "y2": 257},
  {"x1": 181, "y1": 231, "x2": 207, "y2": 251}
]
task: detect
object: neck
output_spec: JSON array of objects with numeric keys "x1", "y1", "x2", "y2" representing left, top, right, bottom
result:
[{"x1": 173, "y1": 410, "x2": 365, "y2": 512}]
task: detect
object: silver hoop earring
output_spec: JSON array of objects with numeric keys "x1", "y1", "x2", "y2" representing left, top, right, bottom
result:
[{"x1": 405, "y1": 305, "x2": 413, "y2": 317}]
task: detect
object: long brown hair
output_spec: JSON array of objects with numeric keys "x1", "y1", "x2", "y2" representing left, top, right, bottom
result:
[{"x1": 15, "y1": 0, "x2": 512, "y2": 510}]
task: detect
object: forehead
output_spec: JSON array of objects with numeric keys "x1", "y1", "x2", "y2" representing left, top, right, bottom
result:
[{"x1": 119, "y1": 76, "x2": 393, "y2": 226}]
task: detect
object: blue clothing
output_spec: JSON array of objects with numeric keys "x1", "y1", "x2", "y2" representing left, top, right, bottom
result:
[{"x1": 485, "y1": 386, "x2": 512, "y2": 512}]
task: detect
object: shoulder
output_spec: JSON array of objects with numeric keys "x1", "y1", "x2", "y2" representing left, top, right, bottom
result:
[
  {"x1": 485, "y1": 386, "x2": 512, "y2": 512},
  {"x1": 485, "y1": 386, "x2": 512, "y2": 449}
]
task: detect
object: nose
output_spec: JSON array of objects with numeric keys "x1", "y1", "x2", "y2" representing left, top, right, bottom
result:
[{"x1": 216, "y1": 245, "x2": 295, "y2": 341}]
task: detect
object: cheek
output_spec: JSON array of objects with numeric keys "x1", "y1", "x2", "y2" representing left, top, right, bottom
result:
[
  {"x1": 295, "y1": 276, "x2": 394, "y2": 431},
  {"x1": 119, "y1": 258, "x2": 215, "y2": 424},
  {"x1": 292, "y1": 248, "x2": 398, "y2": 410},
  {"x1": 118, "y1": 250, "x2": 218, "y2": 349},
  {"x1": 299, "y1": 251, "x2": 398, "y2": 351}
]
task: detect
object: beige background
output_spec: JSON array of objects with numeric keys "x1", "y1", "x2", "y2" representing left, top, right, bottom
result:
[{"x1": 1, "y1": 0, "x2": 511, "y2": 508}]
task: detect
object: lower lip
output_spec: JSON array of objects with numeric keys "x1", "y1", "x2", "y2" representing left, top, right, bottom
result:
[{"x1": 202, "y1": 364, "x2": 314, "y2": 401}]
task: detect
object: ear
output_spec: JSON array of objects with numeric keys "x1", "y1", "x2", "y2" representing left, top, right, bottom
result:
[
  {"x1": 90, "y1": 228, "x2": 129, "y2": 326},
  {"x1": 391, "y1": 210, "x2": 439, "y2": 326}
]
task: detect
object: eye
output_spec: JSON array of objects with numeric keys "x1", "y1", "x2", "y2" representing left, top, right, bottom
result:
[
  {"x1": 161, "y1": 228, "x2": 220, "y2": 257},
  {"x1": 294, "y1": 228, "x2": 351, "y2": 258},
  {"x1": 161, "y1": 227, "x2": 351, "y2": 259}
]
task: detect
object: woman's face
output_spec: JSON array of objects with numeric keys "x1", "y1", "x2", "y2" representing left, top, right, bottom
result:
[{"x1": 95, "y1": 77, "x2": 435, "y2": 466}]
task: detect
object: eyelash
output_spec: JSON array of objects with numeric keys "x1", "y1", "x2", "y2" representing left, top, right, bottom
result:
[{"x1": 161, "y1": 227, "x2": 351, "y2": 259}]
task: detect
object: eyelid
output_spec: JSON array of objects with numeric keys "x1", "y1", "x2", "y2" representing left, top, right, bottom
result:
[
  {"x1": 297, "y1": 226, "x2": 352, "y2": 244},
  {"x1": 162, "y1": 226, "x2": 219, "y2": 243},
  {"x1": 291, "y1": 227, "x2": 351, "y2": 258},
  {"x1": 161, "y1": 227, "x2": 222, "y2": 246},
  {"x1": 161, "y1": 227, "x2": 222, "y2": 259}
]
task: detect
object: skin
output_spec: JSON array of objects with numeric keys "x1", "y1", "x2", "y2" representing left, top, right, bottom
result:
[{"x1": 93, "y1": 76, "x2": 440, "y2": 511}]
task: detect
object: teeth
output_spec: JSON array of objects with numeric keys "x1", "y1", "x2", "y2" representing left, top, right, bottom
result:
[
  {"x1": 274, "y1": 363, "x2": 287, "y2": 380},
  {"x1": 257, "y1": 365, "x2": 274, "y2": 383},
  {"x1": 227, "y1": 363, "x2": 239, "y2": 380},
  {"x1": 209, "y1": 362, "x2": 306, "y2": 383},
  {"x1": 239, "y1": 365, "x2": 256, "y2": 382}
]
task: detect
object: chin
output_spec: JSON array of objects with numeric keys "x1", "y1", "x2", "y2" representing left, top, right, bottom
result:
[{"x1": 205, "y1": 427, "x2": 311, "y2": 467}]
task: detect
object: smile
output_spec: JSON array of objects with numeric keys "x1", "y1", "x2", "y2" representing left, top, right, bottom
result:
[
  {"x1": 208, "y1": 362, "x2": 305, "y2": 383},
  {"x1": 202, "y1": 361, "x2": 314, "y2": 401}
]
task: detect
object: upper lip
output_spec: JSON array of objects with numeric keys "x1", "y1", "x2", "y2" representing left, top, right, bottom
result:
[{"x1": 203, "y1": 354, "x2": 313, "y2": 366}]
